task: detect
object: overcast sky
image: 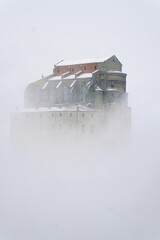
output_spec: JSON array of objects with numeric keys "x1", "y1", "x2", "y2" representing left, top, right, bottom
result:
[
  {"x1": 1, "y1": 0, "x2": 160, "y2": 113},
  {"x1": 0, "y1": 0, "x2": 160, "y2": 240}
]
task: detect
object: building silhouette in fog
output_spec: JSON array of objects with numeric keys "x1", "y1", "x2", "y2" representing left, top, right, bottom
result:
[
  {"x1": 24, "y1": 55, "x2": 128, "y2": 109},
  {"x1": 11, "y1": 56, "x2": 131, "y2": 139}
]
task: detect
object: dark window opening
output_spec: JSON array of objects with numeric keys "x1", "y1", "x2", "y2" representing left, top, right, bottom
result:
[
  {"x1": 72, "y1": 68, "x2": 74, "y2": 72},
  {"x1": 58, "y1": 69, "x2": 60, "y2": 73},
  {"x1": 84, "y1": 66, "x2": 86, "y2": 70},
  {"x1": 111, "y1": 84, "x2": 115, "y2": 88},
  {"x1": 113, "y1": 59, "x2": 115, "y2": 62},
  {"x1": 94, "y1": 66, "x2": 96, "y2": 70}
]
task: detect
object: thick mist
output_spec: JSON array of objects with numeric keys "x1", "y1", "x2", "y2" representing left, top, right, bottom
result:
[{"x1": 0, "y1": 0, "x2": 160, "y2": 239}]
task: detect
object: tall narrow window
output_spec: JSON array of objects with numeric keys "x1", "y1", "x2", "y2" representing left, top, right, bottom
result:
[
  {"x1": 94, "y1": 66, "x2": 96, "y2": 70},
  {"x1": 72, "y1": 68, "x2": 74, "y2": 72},
  {"x1": 84, "y1": 66, "x2": 86, "y2": 70}
]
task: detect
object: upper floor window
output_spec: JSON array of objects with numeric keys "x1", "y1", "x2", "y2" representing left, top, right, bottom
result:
[
  {"x1": 94, "y1": 66, "x2": 96, "y2": 70},
  {"x1": 84, "y1": 66, "x2": 86, "y2": 70},
  {"x1": 72, "y1": 68, "x2": 74, "y2": 72},
  {"x1": 58, "y1": 69, "x2": 60, "y2": 73}
]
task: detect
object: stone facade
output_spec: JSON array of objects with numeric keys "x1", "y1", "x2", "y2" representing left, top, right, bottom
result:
[
  {"x1": 11, "y1": 55, "x2": 131, "y2": 142},
  {"x1": 24, "y1": 55, "x2": 127, "y2": 109}
]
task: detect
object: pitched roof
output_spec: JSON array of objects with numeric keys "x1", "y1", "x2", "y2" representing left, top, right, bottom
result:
[
  {"x1": 56, "y1": 57, "x2": 109, "y2": 66},
  {"x1": 55, "y1": 55, "x2": 122, "y2": 67}
]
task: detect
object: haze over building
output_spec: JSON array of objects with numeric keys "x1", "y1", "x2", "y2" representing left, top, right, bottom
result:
[{"x1": 11, "y1": 55, "x2": 131, "y2": 140}]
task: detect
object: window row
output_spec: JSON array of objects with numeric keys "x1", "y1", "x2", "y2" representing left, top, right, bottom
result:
[
  {"x1": 25, "y1": 113, "x2": 94, "y2": 118},
  {"x1": 57, "y1": 65, "x2": 97, "y2": 73}
]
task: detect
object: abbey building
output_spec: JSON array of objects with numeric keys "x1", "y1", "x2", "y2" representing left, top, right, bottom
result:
[
  {"x1": 24, "y1": 55, "x2": 128, "y2": 109},
  {"x1": 11, "y1": 55, "x2": 131, "y2": 140}
]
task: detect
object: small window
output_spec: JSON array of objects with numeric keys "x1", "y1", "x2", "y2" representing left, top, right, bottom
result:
[
  {"x1": 113, "y1": 59, "x2": 115, "y2": 62},
  {"x1": 94, "y1": 66, "x2": 96, "y2": 70},
  {"x1": 82, "y1": 113, "x2": 85, "y2": 118},
  {"x1": 91, "y1": 114, "x2": 93, "y2": 118},
  {"x1": 58, "y1": 69, "x2": 60, "y2": 73},
  {"x1": 84, "y1": 66, "x2": 86, "y2": 70},
  {"x1": 69, "y1": 113, "x2": 72, "y2": 117},
  {"x1": 59, "y1": 113, "x2": 62, "y2": 117},
  {"x1": 72, "y1": 68, "x2": 74, "y2": 72}
]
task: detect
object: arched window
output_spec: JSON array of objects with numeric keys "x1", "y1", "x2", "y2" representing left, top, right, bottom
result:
[
  {"x1": 64, "y1": 86, "x2": 70, "y2": 103},
  {"x1": 81, "y1": 84, "x2": 87, "y2": 104},
  {"x1": 50, "y1": 87, "x2": 57, "y2": 106}
]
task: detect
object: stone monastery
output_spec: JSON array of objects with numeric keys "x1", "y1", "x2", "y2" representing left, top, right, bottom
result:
[{"x1": 11, "y1": 55, "x2": 131, "y2": 140}]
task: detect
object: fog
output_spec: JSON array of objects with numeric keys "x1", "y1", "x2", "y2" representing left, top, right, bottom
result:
[{"x1": 0, "y1": 0, "x2": 160, "y2": 239}]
